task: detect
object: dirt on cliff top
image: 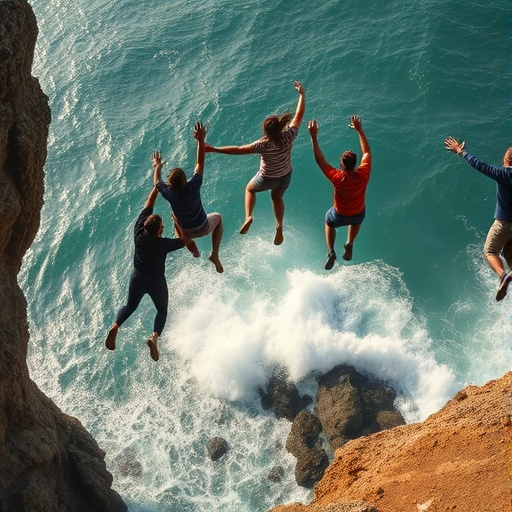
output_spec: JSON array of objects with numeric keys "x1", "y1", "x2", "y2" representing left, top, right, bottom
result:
[{"x1": 271, "y1": 371, "x2": 512, "y2": 512}]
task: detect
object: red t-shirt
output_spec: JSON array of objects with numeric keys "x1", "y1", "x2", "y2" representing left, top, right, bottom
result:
[{"x1": 324, "y1": 159, "x2": 372, "y2": 216}]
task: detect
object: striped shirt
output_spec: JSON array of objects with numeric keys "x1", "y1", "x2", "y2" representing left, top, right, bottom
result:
[{"x1": 249, "y1": 126, "x2": 298, "y2": 178}]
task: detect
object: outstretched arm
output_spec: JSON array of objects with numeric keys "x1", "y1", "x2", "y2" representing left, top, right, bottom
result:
[
  {"x1": 144, "y1": 185, "x2": 159, "y2": 209},
  {"x1": 350, "y1": 115, "x2": 371, "y2": 165},
  {"x1": 204, "y1": 143, "x2": 256, "y2": 155},
  {"x1": 147, "y1": 151, "x2": 165, "y2": 208},
  {"x1": 153, "y1": 150, "x2": 165, "y2": 186},
  {"x1": 193, "y1": 122, "x2": 206, "y2": 176},
  {"x1": 307, "y1": 120, "x2": 332, "y2": 174},
  {"x1": 290, "y1": 81, "x2": 306, "y2": 129}
]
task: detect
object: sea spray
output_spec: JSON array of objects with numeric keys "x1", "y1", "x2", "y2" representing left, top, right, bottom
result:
[{"x1": 169, "y1": 256, "x2": 456, "y2": 422}]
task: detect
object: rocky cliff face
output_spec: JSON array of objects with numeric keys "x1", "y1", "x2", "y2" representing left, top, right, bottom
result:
[
  {"x1": 271, "y1": 372, "x2": 512, "y2": 512},
  {"x1": 0, "y1": 1, "x2": 126, "y2": 510}
]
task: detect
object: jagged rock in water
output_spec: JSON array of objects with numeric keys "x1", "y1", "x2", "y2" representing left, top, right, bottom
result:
[
  {"x1": 260, "y1": 371, "x2": 304, "y2": 421},
  {"x1": 315, "y1": 365, "x2": 404, "y2": 451},
  {"x1": 286, "y1": 410, "x2": 329, "y2": 488}
]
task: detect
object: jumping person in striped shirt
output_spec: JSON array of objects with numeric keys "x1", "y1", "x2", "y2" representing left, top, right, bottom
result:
[
  {"x1": 205, "y1": 81, "x2": 305, "y2": 245},
  {"x1": 154, "y1": 122, "x2": 224, "y2": 273}
]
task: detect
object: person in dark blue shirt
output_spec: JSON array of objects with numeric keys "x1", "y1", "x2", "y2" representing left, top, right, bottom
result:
[
  {"x1": 445, "y1": 136, "x2": 512, "y2": 301},
  {"x1": 155, "y1": 122, "x2": 224, "y2": 273},
  {"x1": 105, "y1": 154, "x2": 191, "y2": 361}
]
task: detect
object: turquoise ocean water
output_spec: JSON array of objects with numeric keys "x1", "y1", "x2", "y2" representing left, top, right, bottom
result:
[{"x1": 22, "y1": 1, "x2": 511, "y2": 510}]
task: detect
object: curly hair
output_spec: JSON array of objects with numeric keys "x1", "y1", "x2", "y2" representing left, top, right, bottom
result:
[{"x1": 167, "y1": 167, "x2": 188, "y2": 195}]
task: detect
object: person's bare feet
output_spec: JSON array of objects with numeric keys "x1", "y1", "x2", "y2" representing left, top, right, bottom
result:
[
  {"x1": 105, "y1": 324, "x2": 118, "y2": 351},
  {"x1": 239, "y1": 216, "x2": 253, "y2": 234},
  {"x1": 147, "y1": 332, "x2": 159, "y2": 362},
  {"x1": 273, "y1": 225, "x2": 284, "y2": 245},
  {"x1": 187, "y1": 240, "x2": 200, "y2": 258},
  {"x1": 209, "y1": 254, "x2": 224, "y2": 273}
]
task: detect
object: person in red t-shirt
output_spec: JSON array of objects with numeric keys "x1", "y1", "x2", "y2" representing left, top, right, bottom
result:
[{"x1": 308, "y1": 115, "x2": 372, "y2": 270}]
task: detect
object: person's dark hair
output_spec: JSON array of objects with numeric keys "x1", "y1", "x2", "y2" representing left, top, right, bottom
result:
[
  {"x1": 341, "y1": 150, "x2": 357, "y2": 170},
  {"x1": 262, "y1": 113, "x2": 293, "y2": 140},
  {"x1": 167, "y1": 167, "x2": 188, "y2": 194},
  {"x1": 144, "y1": 214, "x2": 162, "y2": 237}
]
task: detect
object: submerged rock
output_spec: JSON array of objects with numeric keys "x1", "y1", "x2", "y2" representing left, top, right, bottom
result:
[
  {"x1": 206, "y1": 436, "x2": 229, "y2": 461},
  {"x1": 268, "y1": 465, "x2": 285, "y2": 483}
]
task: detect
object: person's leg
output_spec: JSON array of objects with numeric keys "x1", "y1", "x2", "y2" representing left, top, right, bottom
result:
[
  {"x1": 106, "y1": 274, "x2": 145, "y2": 350},
  {"x1": 484, "y1": 220, "x2": 512, "y2": 301},
  {"x1": 502, "y1": 239, "x2": 512, "y2": 269},
  {"x1": 146, "y1": 277, "x2": 169, "y2": 362},
  {"x1": 173, "y1": 213, "x2": 200, "y2": 258},
  {"x1": 343, "y1": 224, "x2": 361, "y2": 261},
  {"x1": 324, "y1": 222, "x2": 337, "y2": 270},
  {"x1": 209, "y1": 230, "x2": 224, "y2": 274},
  {"x1": 197, "y1": 213, "x2": 224, "y2": 273},
  {"x1": 271, "y1": 187, "x2": 286, "y2": 245},
  {"x1": 240, "y1": 182, "x2": 257, "y2": 234},
  {"x1": 325, "y1": 222, "x2": 336, "y2": 253}
]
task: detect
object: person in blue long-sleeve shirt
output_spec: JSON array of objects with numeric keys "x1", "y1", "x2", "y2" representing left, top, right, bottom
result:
[{"x1": 445, "y1": 136, "x2": 512, "y2": 301}]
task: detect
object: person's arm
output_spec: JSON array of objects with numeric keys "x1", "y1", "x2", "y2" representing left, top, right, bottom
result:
[
  {"x1": 153, "y1": 150, "x2": 165, "y2": 186},
  {"x1": 350, "y1": 115, "x2": 371, "y2": 165},
  {"x1": 290, "y1": 81, "x2": 306, "y2": 129},
  {"x1": 307, "y1": 120, "x2": 333, "y2": 175},
  {"x1": 205, "y1": 143, "x2": 256, "y2": 155},
  {"x1": 193, "y1": 122, "x2": 206, "y2": 176},
  {"x1": 444, "y1": 136, "x2": 507, "y2": 181},
  {"x1": 144, "y1": 185, "x2": 159, "y2": 209}
]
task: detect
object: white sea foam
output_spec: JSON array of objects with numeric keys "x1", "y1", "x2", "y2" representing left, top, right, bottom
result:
[{"x1": 167, "y1": 257, "x2": 456, "y2": 423}]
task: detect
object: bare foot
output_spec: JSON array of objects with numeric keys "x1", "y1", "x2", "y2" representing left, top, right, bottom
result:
[
  {"x1": 209, "y1": 254, "x2": 224, "y2": 273},
  {"x1": 147, "y1": 333, "x2": 159, "y2": 362},
  {"x1": 239, "y1": 216, "x2": 253, "y2": 234},
  {"x1": 273, "y1": 226, "x2": 284, "y2": 245},
  {"x1": 105, "y1": 324, "x2": 118, "y2": 351},
  {"x1": 187, "y1": 240, "x2": 200, "y2": 258}
]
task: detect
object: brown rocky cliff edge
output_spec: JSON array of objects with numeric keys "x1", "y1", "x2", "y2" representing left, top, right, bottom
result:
[
  {"x1": 0, "y1": 1, "x2": 126, "y2": 510},
  {"x1": 270, "y1": 372, "x2": 512, "y2": 512}
]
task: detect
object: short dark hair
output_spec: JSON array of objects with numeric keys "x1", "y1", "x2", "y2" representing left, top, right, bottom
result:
[
  {"x1": 144, "y1": 214, "x2": 162, "y2": 237},
  {"x1": 341, "y1": 150, "x2": 357, "y2": 170},
  {"x1": 167, "y1": 167, "x2": 188, "y2": 195}
]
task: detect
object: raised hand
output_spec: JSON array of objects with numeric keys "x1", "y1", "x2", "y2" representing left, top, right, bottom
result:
[
  {"x1": 152, "y1": 150, "x2": 165, "y2": 169},
  {"x1": 308, "y1": 119, "x2": 319, "y2": 138},
  {"x1": 293, "y1": 80, "x2": 304, "y2": 95},
  {"x1": 193, "y1": 122, "x2": 206, "y2": 143},
  {"x1": 350, "y1": 115, "x2": 362, "y2": 132},
  {"x1": 444, "y1": 136, "x2": 466, "y2": 154}
]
